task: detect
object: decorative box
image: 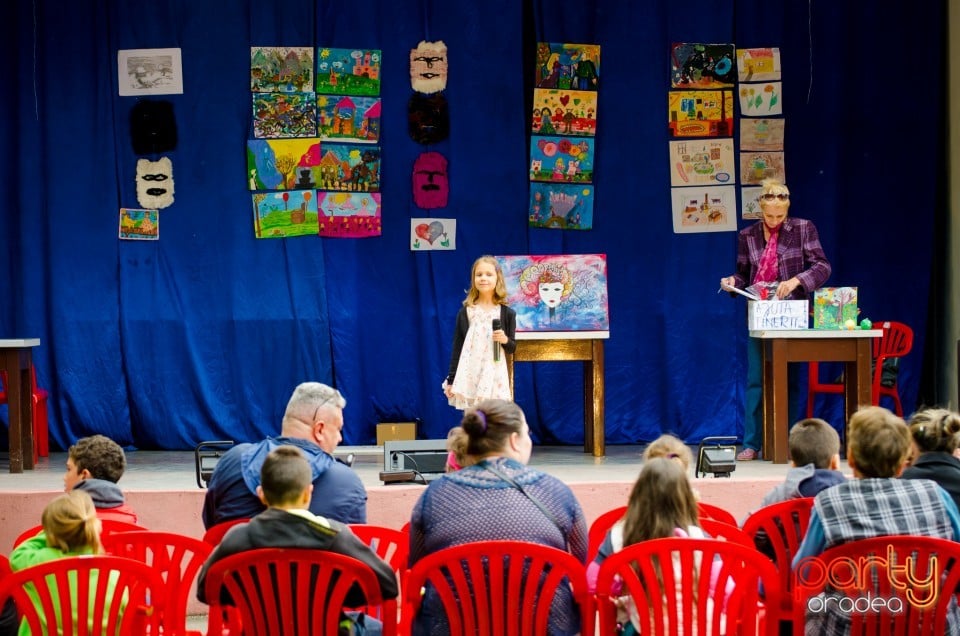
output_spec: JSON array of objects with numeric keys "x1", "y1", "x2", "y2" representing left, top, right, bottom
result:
[
  {"x1": 813, "y1": 287, "x2": 859, "y2": 329},
  {"x1": 747, "y1": 300, "x2": 809, "y2": 331}
]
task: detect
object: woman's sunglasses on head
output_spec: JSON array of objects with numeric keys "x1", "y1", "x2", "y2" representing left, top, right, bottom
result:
[{"x1": 761, "y1": 193, "x2": 789, "y2": 201}]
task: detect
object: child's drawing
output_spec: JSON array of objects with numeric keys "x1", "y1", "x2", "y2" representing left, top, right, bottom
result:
[
  {"x1": 740, "y1": 151, "x2": 786, "y2": 185},
  {"x1": 738, "y1": 82, "x2": 782, "y2": 116},
  {"x1": 318, "y1": 192, "x2": 381, "y2": 238},
  {"x1": 528, "y1": 183, "x2": 594, "y2": 230},
  {"x1": 670, "y1": 43, "x2": 736, "y2": 88},
  {"x1": 736, "y1": 48, "x2": 782, "y2": 82},
  {"x1": 311, "y1": 144, "x2": 381, "y2": 192},
  {"x1": 252, "y1": 190, "x2": 319, "y2": 238},
  {"x1": 118, "y1": 48, "x2": 183, "y2": 96},
  {"x1": 740, "y1": 186, "x2": 764, "y2": 220},
  {"x1": 119, "y1": 208, "x2": 159, "y2": 240},
  {"x1": 668, "y1": 139, "x2": 735, "y2": 187},
  {"x1": 670, "y1": 186, "x2": 737, "y2": 233},
  {"x1": 529, "y1": 136, "x2": 594, "y2": 184},
  {"x1": 497, "y1": 254, "x2": 609, "y2": 332},
  {"x1": 252, "y1": 93, "x2": 318, "y2": 138},
  {"x1": 316, "y1": 48, "x2": 381, "y2": 96},
  {"x1": 534, "y1": 42, "x2": 600, "y2": 91},
  {"x1": 739, "y1": 119, "x2": 785, "y2": 151},
  {"x1": 317, "y1": 95, "x2": 381, "y2": 143},
  {"x1": 250, "y1": 47, "x2": 314, "y2": 92},
  {"x1": 410, "y1": 218, "x2": 455, "y2": 250},
  {"x1": 668, "y1": 90, "x2": 733, "y2": 137},
  {"x1": 247, "y1": 138, "x2": 321, "y2": 190},
  {"x1": 531, "y1": 89, "x2": 598, "y2": 137}
]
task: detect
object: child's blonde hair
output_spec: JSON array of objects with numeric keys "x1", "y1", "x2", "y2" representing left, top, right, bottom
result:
[
  {"x1": 446, "y1": 426, "x2": 475, "y2": 471},
  {"x1": 463, "y1": 255, "x2": 508, "y2": 306},
  {"x1": 642, "y1": 434, "x2": 693, "y2": 473},
  {"x1": 42, "y1": 490, "x2": 103, "y2": 554}
]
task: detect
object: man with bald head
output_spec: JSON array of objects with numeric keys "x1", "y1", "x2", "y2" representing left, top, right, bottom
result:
[{"x1": 202, "y1": 382, "x2": 366, "y2": 528}]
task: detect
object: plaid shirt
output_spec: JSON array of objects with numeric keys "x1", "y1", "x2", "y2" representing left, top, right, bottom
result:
[{"x1": 733, "y1": 217, "x2": 831, "y2": 298}]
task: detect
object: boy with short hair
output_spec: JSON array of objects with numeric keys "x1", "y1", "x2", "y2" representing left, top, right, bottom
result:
[
  {"x1": 760, "y1": 418, "x2": 846, "y2": 506},
  {"x1": 63, "y1": 434, "x2": 138, "y2": 523},
  {"x1": 197, "y1": 446, "x2": 397, "y2": 634}
]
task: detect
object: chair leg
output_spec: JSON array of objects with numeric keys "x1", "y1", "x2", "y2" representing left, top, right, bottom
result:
[{"x1": 33, "y1": 395, "x2": 49, "y2": 457}]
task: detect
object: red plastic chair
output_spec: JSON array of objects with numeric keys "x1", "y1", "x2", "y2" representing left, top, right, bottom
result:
[
  {"x1": 201, "y1": 517, "x2": 250, "y2": 546},
  {"x1": 587, "y1": 505, "x2": 627, "y2": 561},
  {"x1": 13, "y1": 518, "x2": 148, "y2": 550},
  {"x1": 402, "y1": 540, "x2": 593, "y2": 636},
  {"x1": 0, "y1": 554, "x2": 166, "y2": 635},
  {"x1": 807, "y1": 320, "x2": 914, "y2": 417},
  {"x1": 110, "y1": 530, "x2": 212, "y2": 636},
  {"x1": 793, "y1": 535, "x2": 960, "y2": 635},
  {"x1": 698, "y1": 501, "x2": 738, "y2": 527},
  {"x1": 596, "y1": 537, "x2": 782, "y2": 636},
  {"x1": 204, "y1": 548, "x2": 398, "y2": 636},
  {"x1": 0, "y1": 365, "x2": 49, "y2": 461},
  {"x1": 699, "y1": 517, "x2": 754, "y2": 547},
  {"x1": 348, "y1": 523, "x2": 408, "y2": 623},
  {"x1": 741, "y1": 497, "x2": 814, "y2": 619}
]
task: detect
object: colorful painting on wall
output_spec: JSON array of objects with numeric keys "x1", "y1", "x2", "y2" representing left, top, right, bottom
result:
[
  {"x1": 670, "y1": 186, "x2": 737, "y2": 233},
  {"x1": 529, "y1": 183, "x2": 594, "y2": 230},
  {"x1": 667, "y1": 90, "x2": 733, "y2": 137},
  {"x1": 317, "y1": 95, "x2": 381, "y2": 143},
  {"x1": 534, "y1": 42, "x2": 601, "y2": 91},
  {"x1": 736, "y1": 48, "x2": 782, "y2": 82},
  {"x1": 315, "y1": 48, "x2": 381, "y2": 96},
  {"x1": 250, "y1": 46, "x2": 314, "y2": 93},
  {"x1": 739, "y1": 119, "x2": 785, "y2": 151},
  {"x1": 529, "y1": 136, "x2": 594, "y2": 184},
  {"x1": 119, "y1": 208, "x2": 159, "y2": 240},
  {"x1": 252, "y1": 93, "x2": 318, "y2": 138},
  {"x1": 310, "y1": 144, "x2": 381, "y2": 192},
  {"x1": 247, "y1": 138, "x2": 321, "y2": 190},
  {"x1": 497, "y1": 254, "x2": 609, "y2": 332},
  {"x1": 531, "y1": 89, "x2": 598, "y2": 137},
  {"x1": 410, "y1": 218, "x2": 455, "y2": 250},
  {"x1": 740, "y1": 151, "x2": 786, "y2": 185},
  {"x1": 317, "y1": 192, "x2": 381, "y2": 238},
  {"x1": 740, "y1": 186, "x2": 763, "y2": 219},
  {"x1": 252, "y1": 190, "x2": 319, "y2": 238},
  {"x1": 670, "y1": 43, "x2": 736, "y2": 88},
  {"x1": 738, "y1": 82, "x2": 782, "y2": 116},
  {"x1": 668, "y1": 139, "x2": 735, "y2": 187}
]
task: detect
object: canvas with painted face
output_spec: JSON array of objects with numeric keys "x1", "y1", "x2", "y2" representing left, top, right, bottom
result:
[{"x1": 497, "y1": 254, "x2": 609, "y2": 332}]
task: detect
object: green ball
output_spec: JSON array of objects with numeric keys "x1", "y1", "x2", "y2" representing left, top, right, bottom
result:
[{"x1": 860, "y1": 318, "x2": 873, "y2": 330}]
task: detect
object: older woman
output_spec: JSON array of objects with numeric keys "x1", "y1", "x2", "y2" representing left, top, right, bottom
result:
[
  {"x1": 408, "y1": 399, "x2": 587, "y2": 635},
  {"x1": 720, "y1": 179, "x2": 831, "y2": 461}
]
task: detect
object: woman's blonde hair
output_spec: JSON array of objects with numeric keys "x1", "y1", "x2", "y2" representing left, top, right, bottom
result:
[
  {"x1": 760, "y1": 178, "x2": 790, "y2": 197},
  {"x1": 463, "y1": 255, "x2": 508, "y2": 306},
  {"x1": 41, "y1": 490, "x2": 103, "y2": 554}
]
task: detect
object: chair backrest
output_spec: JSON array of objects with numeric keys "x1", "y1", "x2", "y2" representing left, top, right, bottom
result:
[
  {"x1": 13, "y1": 518, "x2": 148, "y2": 551},
  {"x1": 699, "y1": 517, "x2": 754, "y2": 547},
  {"x1": 793, "y1": 535, "x2": 960, "y2": 635},
  {"x1": 697, "y1": 501, "x2": 738, "y2": 527},
  {"x1": 110, "y1": 530, "x2": 212, "y2": 635},
  {"x1": 588, "y1": 505, "x2": 627, "y2": 561},
  {"x1": 204, "y1": 547, "x2": 397, "y2": 636},
  {"x1": 741, "y1": 497, "x2": 814, "y2": 601},
  {"x1": 348, "y1": 523, "x2": 408, "y2": 579},
  {"x1": 595, "y1": 537, "x2": 782, "y2": 636},
  {"x1": 201, "y1": 517, "x2": 250, "y2": 546},
  {"x1": 0, "y1": 555, "x2": 9, "y2": 578},
  {"x1": 872, "y1": 321, "x2": 914, "y2": 400},
  {"x1": 402, "y1": 539, "x2": 592, "y2": 636},
  {"x1": 0, "y1": 554, "x2": 166, "y2": 635}
]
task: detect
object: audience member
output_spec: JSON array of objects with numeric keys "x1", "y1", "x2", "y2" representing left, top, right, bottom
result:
[
  {"x1": 901, "y1": 407, "x2": 960, "y2": 510},
  {"x1": 641, "y1": 433, "x2": 693, "y2": 472},
  {"x1": 760, "y1": 418, "x2": 845, "y2": 507},
  {"x1": 197, "y1": 446, "x2": 396, "y2": 635},
  {"x1": 202, "y1": 382, "x2": 366, "y2": 528},
  {"x1": 63, "y1": 435, "x2": 138, "y2": 523},
  {"x1": 793, "y1": 406, "x2": 960, "y2": 634},
  {"x1": 408, "y1": 399, "x2": 587, "y2": 636},
  {"x1": 444, "y1": 426, "x2": 474, "y2": 472}
]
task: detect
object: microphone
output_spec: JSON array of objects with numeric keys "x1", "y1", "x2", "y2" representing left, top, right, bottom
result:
[{"x1": 492, "y1": 318, "x2": 502, "y2": 362}]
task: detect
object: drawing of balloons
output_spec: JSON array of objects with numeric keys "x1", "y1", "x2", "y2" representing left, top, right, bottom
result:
[
  {"x1": 537, "y1": 139, "x2": 558, "y2": 156},
  {"x1": 303, "y1": 191, "x2": 312, "y2": 202},
  {"x1": 558, "y1": 139, "x2": 572, "y2": 154}
]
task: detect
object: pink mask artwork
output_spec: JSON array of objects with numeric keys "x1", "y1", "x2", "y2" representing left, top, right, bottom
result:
[{"x1": 412, "y1": 152, "x2": 449, "y2": 208}]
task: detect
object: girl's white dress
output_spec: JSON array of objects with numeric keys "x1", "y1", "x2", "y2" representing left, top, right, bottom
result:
[{"x1": 448, "y1": 304, "x2": 511, "y2": 409}]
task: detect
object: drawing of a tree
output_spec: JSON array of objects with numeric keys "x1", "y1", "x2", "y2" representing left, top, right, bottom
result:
[{"x1": 831, "y1": 287, "x2": 857, "y2": 322}]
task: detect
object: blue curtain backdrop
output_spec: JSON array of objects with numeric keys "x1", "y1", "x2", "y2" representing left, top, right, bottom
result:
[{"x1": 0, "y1": 0, "x2": 944, "y2": 450}]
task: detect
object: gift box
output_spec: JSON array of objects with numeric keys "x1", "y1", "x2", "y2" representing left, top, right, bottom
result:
[
  {"x1": 813, "y1": 287, "x2": 858, "y2": 329},
  {"x1": 747, "y1": 300, "x2": 809, "y2": 331}
]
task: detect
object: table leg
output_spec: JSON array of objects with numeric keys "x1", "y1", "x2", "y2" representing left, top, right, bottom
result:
[
  {"x1": 582, "y1": 340, "x2": 604, "y2": 457},
  {"x1": 763, "y1": 339, "x2": 791, "y2": 464},
  {"x1": 843, "y1": 338, "x2": 874, "y2": 443},
  {"x1": 3, "y1": 349, "x2": 34, "y2": 473}
]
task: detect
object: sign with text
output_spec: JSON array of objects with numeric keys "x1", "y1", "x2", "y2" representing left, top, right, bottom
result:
[{"x1": 748, "y1": 300, "x2": 809, "y2": 330}]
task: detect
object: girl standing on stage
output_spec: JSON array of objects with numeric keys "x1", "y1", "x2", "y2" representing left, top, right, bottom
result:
[{"x1": 443, "y1": 255, "x2": 517, "y2": 409}]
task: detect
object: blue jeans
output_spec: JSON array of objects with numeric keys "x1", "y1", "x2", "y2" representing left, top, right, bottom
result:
[{"x1": 744, "y1": 338, "x2": 803, "y2": 451}]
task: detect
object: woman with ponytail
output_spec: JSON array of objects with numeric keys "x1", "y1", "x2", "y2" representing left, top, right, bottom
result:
[{"x1": 901, "y1": 408, "x2": 960, "y2": 510}]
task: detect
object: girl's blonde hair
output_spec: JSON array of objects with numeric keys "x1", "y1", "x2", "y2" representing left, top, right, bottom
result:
[
  {"x1": 42, "y1": 490, "x2": 103, "y2": 554},
  {"x1": 642, "y1": 434, "x2": 693, "y2": 473},
  {"x1": 463, "y1": 255, "x2": 508, "y2": 306},
  {"x1": 622, "y1": 457, "x2": 699, "y2": 547}
]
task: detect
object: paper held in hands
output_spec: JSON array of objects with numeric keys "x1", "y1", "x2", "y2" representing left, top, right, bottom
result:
[{"x1": 719, "y1": 285, "x2": 760, "y2": 301}]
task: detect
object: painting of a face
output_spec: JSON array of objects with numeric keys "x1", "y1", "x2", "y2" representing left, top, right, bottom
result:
[
  {"x1": 538, "y1": 282, "x2": 565, "y2": 308},
  {"x1": 136, "y1": 157, "x2": 174, "y2": 209},
  {"x1": 412, "y1": 152, "x2": 449, "y2": 209},
  {"x1": 410, "y1": 40, "x2": 448, "y2": 94}
]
